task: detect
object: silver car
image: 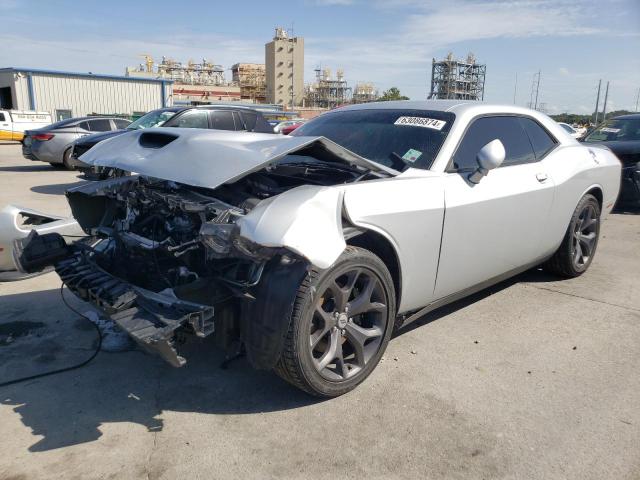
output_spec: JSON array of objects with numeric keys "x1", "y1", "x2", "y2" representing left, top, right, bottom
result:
[
  {"x1": 21, "y1": 116, "x2": 131, "y2": 169},
  {"x1": 15, "y1": 101, "x2": 621, "y2": 397}
]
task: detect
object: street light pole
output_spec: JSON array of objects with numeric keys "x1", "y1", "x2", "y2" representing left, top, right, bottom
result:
[
  {"x1": 602, "y1": 81, "x2": 610, "y2": 122},
  {"x1": 594, "y1": 79, "x2": 601, "y2": 125}
]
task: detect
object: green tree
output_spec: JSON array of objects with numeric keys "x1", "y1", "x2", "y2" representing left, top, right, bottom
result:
[{"x1": 377, "y1": 87, "x2": 409, "y2": 102}]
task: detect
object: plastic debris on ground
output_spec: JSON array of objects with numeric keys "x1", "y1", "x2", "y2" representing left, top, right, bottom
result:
[{"x1": 83, "y1": 310, "x2": 136, "y2": 352}]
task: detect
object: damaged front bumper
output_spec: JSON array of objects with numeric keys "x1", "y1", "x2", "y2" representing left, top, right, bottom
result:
[
  {"x1": 56, "y1": 251, "x2": 215, "y2": 367},
  {"x1": 0, "y1": 205, "x2": 83, "y2": 281}
]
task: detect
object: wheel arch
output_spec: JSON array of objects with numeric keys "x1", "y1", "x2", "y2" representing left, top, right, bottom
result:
[
  {"x1": 584, "y1": 185, "x2": 603, "y2": 210},
  {"x1": 346, "y1": 228, "x2": 402, "y2": 315}
]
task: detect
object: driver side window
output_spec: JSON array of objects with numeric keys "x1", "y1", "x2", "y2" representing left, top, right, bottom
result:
[{"x1": 451, "y1": 116, "x2": 536, "y2": 171}]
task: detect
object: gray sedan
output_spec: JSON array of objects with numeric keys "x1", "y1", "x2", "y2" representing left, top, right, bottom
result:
[{"x1": 22, "y1": 116, "x2": 131, "y2": 169}]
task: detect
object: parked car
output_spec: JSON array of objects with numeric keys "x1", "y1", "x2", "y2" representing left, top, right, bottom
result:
[
  {"x1": 69, "y1": 107, "x2": 184, "y2": 177},
  {"x1": 273, "y1": 119, "x2": 305, "y2": 134},
  {"x1": 161, "y1": 105, "x2": 274, "y2": 133},
  {"x1": 14, "y1": 101, "x2": 620, "y2": 397},
  {"x1": 22, "y1": 116, "x2": 131, "y2": 168},
  {"x1": 557, "y1": 122, "x2": 583, "y2": 139},
  {"x1": 281, "y1": 122, "x2": 304, "y2": 135},
  {"x1": 0, "y1": 110, "x2": 52, "y2": 142},
  {"x1": 72, "y1": 105, "x2": 275, "y2": 180},
  {"x1": 582, "y1": 113, "x2": 640, "y2": 207}
]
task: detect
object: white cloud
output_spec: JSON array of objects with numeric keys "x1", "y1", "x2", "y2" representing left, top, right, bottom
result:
[
  {"x1": 304, "y1": 0, "x2": 602, "y2": 97},
  {"x1": 559, "y1": 67, "x2": 570, "y2": 76}
]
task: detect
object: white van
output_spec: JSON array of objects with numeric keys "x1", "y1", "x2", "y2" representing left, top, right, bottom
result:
[{"x1": 0, "y1": 110, "x2": 52, "y2": 141}]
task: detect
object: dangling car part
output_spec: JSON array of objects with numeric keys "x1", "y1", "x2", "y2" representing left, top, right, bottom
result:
[
  {"x1": 0, "y1": 205, "x2": 83, "y2": 281},
  {"x1": 14, "y1": 102, "x2": 621, "y2": 397}
]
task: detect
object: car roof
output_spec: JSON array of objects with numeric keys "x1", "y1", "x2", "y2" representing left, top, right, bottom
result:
[
  {"x1": 612, "y1": 113, "x2": 640, "y2": 120},
  {"x1": 191, "y1": 104, "x2": 262, "y2": 112},
  {"x1": 150, "y1": 106, "x2": 185, "y2": 113},
  {"x1": 335, "y1": 100, "x2": 553, "y2": 117}
]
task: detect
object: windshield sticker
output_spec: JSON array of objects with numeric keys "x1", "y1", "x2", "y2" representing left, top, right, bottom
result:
[
  {"x1": 600, "y1": 127, "x2": 621, "y2": 133},
  {"x1": 402, "y1": 149, "x2": 422, "y2": 163},
  {"x1": 394, "y1": 116, "x2": 446, "y2": 130}
]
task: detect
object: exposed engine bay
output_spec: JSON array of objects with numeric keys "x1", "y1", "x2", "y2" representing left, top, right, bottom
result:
[
  {"x1": 15, "y1": 154, "x2": 382, "y2": 368},
  {"x1": 68, "y1": 155, "x2": 373, "y2": 291}
]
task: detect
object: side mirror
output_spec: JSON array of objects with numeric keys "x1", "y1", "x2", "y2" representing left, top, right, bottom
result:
[{"x1": 468, "y1": 139, "x2": 505, "y2": 184}]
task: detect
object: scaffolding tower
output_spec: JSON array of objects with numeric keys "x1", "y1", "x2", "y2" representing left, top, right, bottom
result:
[
  {"x1": 305, "y1": 68, "x2": 352, "y2": 108},
  {"x1": 231, "y1": 63, "x2": 266, "y2": 103},
  {"x1": 428, "y1": 53, "x2": 486, "y2": 101}
]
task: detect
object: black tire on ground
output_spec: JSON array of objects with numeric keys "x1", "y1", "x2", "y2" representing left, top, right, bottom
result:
[
  {"x1": 275, "y1": 246, "x2": 396, "y2": 397},
  {"x1": 62, "y1": 148, "x2": 73, "y2": 170},
  {"x1": 543, "y1": 193, "x2": 601, "y2": 278}
]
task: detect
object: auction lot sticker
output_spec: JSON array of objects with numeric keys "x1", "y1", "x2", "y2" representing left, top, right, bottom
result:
[{"x1": 394, "y1": 116, "x2": 446, "y2": 130}]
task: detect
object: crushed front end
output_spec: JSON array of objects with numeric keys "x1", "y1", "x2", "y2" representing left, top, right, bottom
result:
[
  {"x1": 14, "y1": 151, "x2": 372, "y2": 368},
  {"x1": 14, "y1": 174, "x2": 312, "y2": 367}
]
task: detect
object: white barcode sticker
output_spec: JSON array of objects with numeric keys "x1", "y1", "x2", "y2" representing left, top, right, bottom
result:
[{"x1": 394, "y1": 116, "x2": 446, "y2": 130}]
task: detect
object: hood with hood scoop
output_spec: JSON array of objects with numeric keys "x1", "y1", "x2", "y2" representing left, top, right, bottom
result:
[{"x1": 78, "y1": 127, "x2": 398, "y2": 189}]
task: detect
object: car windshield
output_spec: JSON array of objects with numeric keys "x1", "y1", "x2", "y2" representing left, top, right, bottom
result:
[
  {"x1": 127, "y1": 110, "x2": 177, "y2": 130},
  {"x1": 584, "y1": 118, "x2": 640, "y2": 142},
  {"x1": 291, "y1": 109, "x2": 455, "y2": 170}
]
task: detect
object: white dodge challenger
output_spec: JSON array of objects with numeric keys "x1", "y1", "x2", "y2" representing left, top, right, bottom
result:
[{"x1": 15, "y1": 101, "x2": 621, "y2": 397}]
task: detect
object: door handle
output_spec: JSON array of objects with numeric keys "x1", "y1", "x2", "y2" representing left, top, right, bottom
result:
[{"x1": 536, "y1": 173, "x2": 548, "y2": 183}]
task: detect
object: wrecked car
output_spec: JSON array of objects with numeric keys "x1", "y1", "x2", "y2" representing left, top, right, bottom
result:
[{"x1": 14, "y1": 101, "x2": 621, "y2": 397}]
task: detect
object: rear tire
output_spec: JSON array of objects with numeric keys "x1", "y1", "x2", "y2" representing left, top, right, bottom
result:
[
  {"x1": 275, "y1": 246, "x2": 396, "y2": 397},
  {"x1": 543, "y1": 194, "x2": 600, "y2": 277}
]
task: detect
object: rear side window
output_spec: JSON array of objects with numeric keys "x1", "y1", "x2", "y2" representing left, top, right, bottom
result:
[
  {"x1": 164, "y1": 110, "x2": 209, "y2": 129},
  {"x1": 239, "y1": 112, "x2": 258, "y2": 131},
  {"x1": 519, "y1": 117, "x2": 557, "y2": 159},
  {"x1": 451, "y1": 116, "x2": 536, "y2": 171},
  {"x1": 114, "y1": 119, "x2": 131, "y2": 129},
  {"x1": 210, "y1": 110, "x2": 236, "y2": 131},
  {"x1": 89, "y1": 119, "x2": 112, "y2": 132},
  {"x1": 0, "y1": 113, "x2": 5, "y2": 121},
  {"x1": 77, "y1": 121, "x2": 90, "y2": 131}
]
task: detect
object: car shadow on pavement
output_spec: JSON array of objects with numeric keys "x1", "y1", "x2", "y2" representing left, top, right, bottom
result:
[
  {"x1": 1, "y1": 268, "x2": 562, "y2": 452},
  {"x1": 30, "y1": 181, "x2": 87, "y2": 195},
  {"x1": 0, "y1": 287, "x2": 322, "y2": 452},
  {"x1": 393, "y1": 267, "x2": 556, "y2": 337}
]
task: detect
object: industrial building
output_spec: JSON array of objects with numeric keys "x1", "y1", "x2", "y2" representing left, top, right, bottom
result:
[
  {"x1": 352, "y1": 82, "x2": 378, "y2": 103},
  {"x1": 305, "y1": 68, "x2": 351, "y2": 108},
  {"x1": 0, "y1": 67, "x2": 172, "y2": 120},
  {"x1": 265, "y1": 28, "x2": 304, "y2": 107},
  {"x1": 428, "y1": 53, "x2": 486, "y2": 101},
  {"x1": 126, "y1": 56, "x2": 241, "y2": 105}
]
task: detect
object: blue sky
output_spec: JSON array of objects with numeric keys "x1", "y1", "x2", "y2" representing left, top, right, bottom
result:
[{"x1": 1, "y1": 0, "x2": 638, "y2": 114}]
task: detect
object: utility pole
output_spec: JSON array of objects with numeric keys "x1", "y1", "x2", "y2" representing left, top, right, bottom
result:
[
  {"x1": 534, "y1": 70, "x2": 541, "y2": 110},
  {"x1": 635, "y1": 87, "x2": 639, "y2": 112},
  {"x1": 602, "y1": 81, "x2": 610, "y2": 121},
  {"x1": 513, "y1": 73, "x2": 517, "y2": 104},
  {"x1": 594, "y1": 79, "x2": 601, "y2": 125}
]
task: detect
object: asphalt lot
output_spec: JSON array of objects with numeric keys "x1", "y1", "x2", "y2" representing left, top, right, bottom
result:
[{"x1": 0, "y1": 142, "x2": 639, "y2": 480}]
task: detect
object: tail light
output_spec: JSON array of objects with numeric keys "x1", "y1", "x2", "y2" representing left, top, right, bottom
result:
[{"x1": 32, "y1": 133, "x2": 55, "y2": 141}]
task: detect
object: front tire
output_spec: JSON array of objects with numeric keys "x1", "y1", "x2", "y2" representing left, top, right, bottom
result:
[
  {"x1": 62, "y1": 148, "x2": 73, "y2": 170},
  {"x1": 544, "y1": 194, "x2": 600, "y2": 277},
  {"x1": 275, "y1": 246, "x2": 396, "y2": 397}
]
